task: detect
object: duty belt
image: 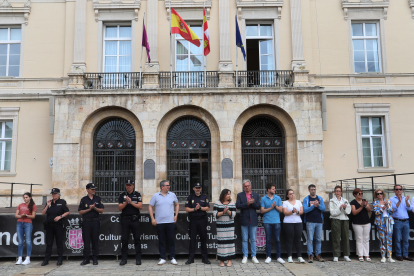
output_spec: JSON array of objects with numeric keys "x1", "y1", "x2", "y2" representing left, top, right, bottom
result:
[
  {"x1": 122, "y1": 215, "x2": 139, "y2": 219},
  {"x1": 84, "y1": 217, "x2": 99, "y2": 222}
]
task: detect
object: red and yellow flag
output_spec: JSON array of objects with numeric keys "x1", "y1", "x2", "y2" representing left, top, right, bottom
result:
[
  {"x1": 171, "y1": 8, "x2": 201, "y2": 47},
  {"x1": 203, "y1": 8, "x2": 210, "y2": 56}
]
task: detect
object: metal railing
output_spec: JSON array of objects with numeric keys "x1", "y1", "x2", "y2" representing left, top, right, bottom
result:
[
  {"x1": 84, "y1": 72, "x2": 142, "y2": 89},
  {"x1": 160, "y1": 71, "x2": 219, "y2": 88},
  {"x1": 0, "y1": 182, "x2": 43, "y2": 208},
  {"x1": 235, "y1": 70, "x2": 294, "y2": 88},
  {"x1": 327, "y1": 172, "x2": 414, "y2": 202}
]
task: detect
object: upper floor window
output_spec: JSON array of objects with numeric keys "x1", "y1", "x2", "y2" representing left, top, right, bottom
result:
[
  {"x1": 352, "y1": 22, "x2": 380, "y2": 73},
  {"x1": 246, "y1": 24, "x2": 274, "y2": 71},
  {"x1": 0, "y1": 121, "x2": 13, "y2": 171},
  {"x1": 175, "y1": 24, "x2": 203, "y2": 72},
  {"x1": 0, "y1": 27, "x2": 21, "y2": 77},
  {"x1": 103, "y1": 25, "x2": 131, "y2": 72},
  {"x1": 361, "y1": 117, "x2": 385, "y2": 167}
]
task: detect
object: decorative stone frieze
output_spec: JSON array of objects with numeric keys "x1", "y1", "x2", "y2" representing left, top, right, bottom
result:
[
  {"x1": 93, "y1": 0, "x2": 141, "y2": 22},
  {"x1": 236, "y1": 0, "x2": 284, "y2": 20},
  {"x1": 341, "y1": 0, "x2": 389, "y2": 20},
  {"x1": 0, "y1": 0, "x2": 31, "y2": 25},
  {"x1": 165, "y1": 0, "x2": 212, "y2": 20}
]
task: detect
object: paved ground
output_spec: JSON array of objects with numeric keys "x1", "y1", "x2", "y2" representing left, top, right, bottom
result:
[{"x1": 1, "y1": 254, "x2": 414, "y2": 276}]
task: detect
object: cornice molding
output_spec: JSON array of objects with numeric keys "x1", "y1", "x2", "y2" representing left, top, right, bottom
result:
[
  {"x1": 0, "y1": 0, "x2": 31, "y2": 25},
  {"x1": 341, "y1": 0, "x2": 389, "y2": 20},
  {"x1": 236, "y1": 0, "x2": 284, "y2": 20},
  {"x1": 164, "y1": 0, "x2": 212, "y2": 20},
  {"x1": 93, "y1": 0, "x2": 141, "y2": 22}
]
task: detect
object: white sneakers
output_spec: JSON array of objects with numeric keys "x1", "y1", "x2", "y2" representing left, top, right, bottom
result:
[
  {"x1": 158, "y1": 259, "x2": 166, "y2": 265},
  {"x1": 170, "y1": 258, "x2": 177, "y2": 265},
  {"x1": 388, "y1": 257, "x2": 395, "y2": 263},
  {"x1": 287, "y1": 256, "x2": 293, "y2": 263},
  {"x1": 298, "y1": 257, "x2": 305, "y2": 263},
  {"x1": 344, "y1": 256, "x2": 351, "y2": 262},
  {"x1": 252, "y1": 256, "x2": 259, "y2": 264},
  {"x1": 333, "y1": 257, "x2": 338, "y2": 262},
  {"x1": 22, "y1": 257, "x2": 30, "y2": 265},
  {"x1": 15, "y1": 257, "x2": 22, "y2": 265},
  {"x1": 265, "y1": 257, "x2": 272, "y2": 264},
  {"x1": 241, "y1": 256, "x2": 248, "y2": 264},
  {"x1": 381, "y1": 257, "x2": 386, "y2": 263},
  {"x1": 277, "y1": 257, "x2": 285, "y2": 264}
]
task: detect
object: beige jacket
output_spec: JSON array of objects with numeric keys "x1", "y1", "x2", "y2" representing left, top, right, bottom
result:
[{"x1": 329, "y1": 197, "x2": 351, "y2": 220}]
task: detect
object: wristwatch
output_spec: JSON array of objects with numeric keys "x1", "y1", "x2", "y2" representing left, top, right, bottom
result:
[{"x1": 60, "y1": 215, "x2": 63, "y2": 218}]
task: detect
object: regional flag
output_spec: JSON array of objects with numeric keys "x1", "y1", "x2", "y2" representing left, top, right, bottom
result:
[
  {"x1": 203, "y1": 8, "x2": 210, "y2": 56},
  {"x1": 171, "y1": 8, "x2": 201, "y2": 47},
  {"x1": 235, "y1": 15, "x2": 246, "y2": 60}
]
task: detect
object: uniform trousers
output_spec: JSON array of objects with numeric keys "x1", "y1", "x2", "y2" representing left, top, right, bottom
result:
[
  {"x1": 82, "y1": 220, "x2": 100, "y2": 260},
  {"x1": 188, "y1": 218, "x2": 208, "y2": 260},
  {"x1": 121, "y1": 217, "x2": 142, "y2": 261},
  {"x1": 45, "y1": 223, "x2": 64, "y2": 260}
]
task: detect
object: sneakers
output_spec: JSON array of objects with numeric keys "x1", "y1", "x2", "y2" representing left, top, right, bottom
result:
[
  {"x1": 277, "y1": 257, "x2": 285, "y2": 264},
  {"x1": 22, "y1": 257, "x2": 30, "y2": 265},
  {"x1": 15, "y1": 257, "x2": 22, "y2": 265},
  {"x1": 381, "y1": 257, "x2": 386, "y2": 263},
  {"x1": 315, "y1": 255, "x2": 325, "y2": 262},
  {"x1": 252, "y1": 256, "x2": 259, "y2": 264},
  {"x1": 388, "y1": 257, "x2": 395, "y2": 263},
  {"x1": 308, "y1": 255, "x2": 313, "y2": 263},
  {"x1": 170, "y1": 258, "x2": 178, "y2": 265},
  {"x1": 344, "y1": 256, "x2": 351, "y2": 262},
  {"x1": 158, "y1": 259, "x2": 166, "y2": 265},
  {"x1": 287, "y1": 256, "x2": 293, "y2": 263},
  {"x1": 241, "y1": 256, "x2": 247, "y2": 264},
  {"x1": 265, "y1": 257, "x2": 272, "y2": 264},
  {"x1": 298, "y1": 257, "x2": 305, "y2": 263},
  {"x1": 333, "y1": 257, "x2": 338, "y2": 262}
]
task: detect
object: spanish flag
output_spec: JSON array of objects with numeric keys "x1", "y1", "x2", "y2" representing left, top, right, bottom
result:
[
  {"x1": 171, "y1": 8, "x2": 201, "y2": 47},
  {"x1": 203, "y1": 7, "x2": 210, "y2": 56}
]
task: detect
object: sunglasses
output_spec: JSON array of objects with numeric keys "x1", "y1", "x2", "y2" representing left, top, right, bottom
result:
[
  {"x1": 357, "y1": 192, "x2": 363, "y2": 195},
  {"x1": 395, "y1": 188, "x2": 402, "y2": 191},
  {"x1": 376, "y1": 192, "x2": 383, "y2": 195}
]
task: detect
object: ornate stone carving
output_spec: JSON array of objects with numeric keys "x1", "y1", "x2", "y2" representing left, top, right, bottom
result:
[
  {"x1": 341, "y1": 0, "x2": 389, "y2": 20},
  {"x1": 93, "y1": 0, "x2": 141, "y2": 22},
  {"x1": 236, "y1": 0, "x2": 284, "y2": 19},
  {"x1": 0, "y1": 1, "x2": 31, "y2": 25},
  {"x1": 0, "y1": 0, "x2": 12, "y2": 8},
  {"x1": 165, "y1": 0, "x2": 212, "y2": 20},
  {"x1": 410, "y1": 1, "x2": 414, "y2": 19},
  {"x1": 24, "y1": 0, "x2": 31, "y2": 8}
]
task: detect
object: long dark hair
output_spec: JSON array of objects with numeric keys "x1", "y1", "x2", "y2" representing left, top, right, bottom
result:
[
  {"x1": 285, "y1": 189, "x2": 294, "y2": 200},
  {"x1": 23, "y1": 192, "x2": 35, "y2": 213},
  {"x1": 219, "y1": 189, "x2": 231, "y2": 204}
]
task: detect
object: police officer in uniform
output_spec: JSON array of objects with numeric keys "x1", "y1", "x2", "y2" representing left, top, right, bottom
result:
[
  {"x1": 185, "y1": 183, "x2": 211, "y2": 264},
  {"x1": 118, "y1": 179, "x2": 143, "y2": 266},
  {"x1": 78, "y1": 183, "x2": 104, "y2": 266},
  {"x1": 41, "y1": 188, "x2": 70, "y2": 266}
]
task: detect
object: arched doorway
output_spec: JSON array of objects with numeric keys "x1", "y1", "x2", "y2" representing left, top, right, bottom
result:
[
  {"x1": 167, "y1": 117, "x2": 211, "y2": 202},
  {"x1": 92, "y1": 118, "x2": 136, "y2": 202},
  {"x1": 241, "y1": 116, "x2": 286, "y2": 198}
]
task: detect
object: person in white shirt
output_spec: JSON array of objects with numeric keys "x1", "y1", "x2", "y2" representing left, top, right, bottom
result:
[{"x1": 282, "y1": 189, "x2": 305, "y2": 263}]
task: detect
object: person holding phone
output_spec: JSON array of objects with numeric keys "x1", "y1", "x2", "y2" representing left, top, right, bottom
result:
[
  {"x1": 329, "y1": 185, "x2": 351, "y2": 262},
  {"x1": 350, "y1": 188, "x2": 371, "y2": 261},
  {"x1": 15, "y1": 192, "x2": 37, "y2": 265},
  {"x1": 373, "y1": 188, "x2": 395, "y2": 263}
]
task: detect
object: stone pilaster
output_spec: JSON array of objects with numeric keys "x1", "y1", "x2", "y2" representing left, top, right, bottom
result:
[
  {"x1": 142, "y1": 65, "x2": 159, "y2": 89},
  {"x1": 290, "y1": 0, "x2": 306, "y2": 69},
  {"x1": 146, "y1": 0, "x2": 159, "y2": 71},
  {"x1": 293, "y1": 67, "x2": 311, "y2": 87},
  {"x1": 218, "y1": 0, "x2": 233, "y2": 70},
  {"x1": 68, "y1": 73, "x2": 85, "y2": 89},
  {"x1": 71, "y1": 0, "x2": 87, "y2": 73}
]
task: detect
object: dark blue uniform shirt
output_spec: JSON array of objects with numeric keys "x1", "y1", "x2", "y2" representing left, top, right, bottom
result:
[
  {"x1": 78, "y1": 195, "x2": 104, "y2": 219},
  {"x1": 118, "y1": 191, "x2": 142, "y2": 216},
  {"x1": 45, "y1": 198, "x2": 69, "y2": 223},
  {"x1": 185, "y1": 194, "x2": 209, "y2": 219}
]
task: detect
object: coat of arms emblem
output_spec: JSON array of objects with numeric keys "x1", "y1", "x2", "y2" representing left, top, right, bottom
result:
[{"x1": 65, "y1": 218, "x2": 84, "y2": 253}]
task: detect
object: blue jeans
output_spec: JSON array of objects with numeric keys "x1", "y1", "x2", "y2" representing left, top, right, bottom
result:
[
  {"x1": 241, "y1": 225, "x2": 257, "y2": 257},
  {"x1": 156, "y1": 223, "x2": 176, "y2": 260},
  {"x1": 393, "y1": 220, "x2": 410, "y2": 257},
  {"x1": 16, "y1": 222, "x2": 33, "y2": 257},
  {"x1": 263, "y1": 223, "x2": 281, "y2": 258},
  {"x1": 306, "y1": 222, "x2": 323, "y2": 257}
]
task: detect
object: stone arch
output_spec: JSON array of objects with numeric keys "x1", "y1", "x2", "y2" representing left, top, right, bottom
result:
[
  {"x1": 233, "y1": 104, "x2": 299, "y2": 197},
  {"x1": 80, "y1": 106, "x2": 144, "y2": 195},
  {"x1": 156, "y1": 105, "x2": 221, "y2": 201}
]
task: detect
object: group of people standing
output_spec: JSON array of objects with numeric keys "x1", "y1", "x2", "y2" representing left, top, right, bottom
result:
[{"x1": 13, "y1": 180, "x2": 413, "y2": 266}]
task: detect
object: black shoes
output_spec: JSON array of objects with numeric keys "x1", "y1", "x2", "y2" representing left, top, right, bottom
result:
[
  {"x1": 136, "y1": 259, "x2": 141, "y2": 265},
  {"x1": 80, "y1": 259, "x2": 90, "y2": 266},
  {"x1": 57, "y1": 259, "x2": 63, "y2": 266},
  {"x1": 185, "y1": 259, "x2": 194, "y2": 265},
  {"x1": 41, "y1": 260, "x2": 49, "y2": 266},
  {"x1": 93, "y1": 260, "x2": 98, "y2": 265},
  {"x1": 119, "y1": 259, "x2": 127, "y2": 266},
  {"x1": 202, "y1": 259, "x2": 211, "y2": 264}
]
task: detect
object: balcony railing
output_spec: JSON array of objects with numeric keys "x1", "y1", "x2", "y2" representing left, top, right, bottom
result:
[
  {"x1": 84, "y1": 72, "x2": 141, "y2": 89},
  {"x1": 160, "y1": 71, "x2": 219, "y2": 88},
  {"x1": 235, "y1": 70, "x2": 294, "y2": 88}
]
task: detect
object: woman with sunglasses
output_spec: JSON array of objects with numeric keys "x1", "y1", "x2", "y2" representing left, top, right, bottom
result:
[
  {"x1": 373, "y1": 189, "x2": 395, "y2": 263},
  {"x1": 329, "y1": 185, "x2": 351, "y2": 262},
  {"x1": 350, "y1": 188, "x2": 371, "y2": 262}
]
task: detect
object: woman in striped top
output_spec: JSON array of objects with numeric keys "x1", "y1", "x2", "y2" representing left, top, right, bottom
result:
[{"x1": 214, "y1": 189, "x2": 237, "y2": 267}]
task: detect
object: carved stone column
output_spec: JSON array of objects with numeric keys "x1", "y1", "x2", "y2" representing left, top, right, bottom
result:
[
  {"x1": 218, "y1": 0, "x2": 234, "y2": 87},
  {"x1": 146, "y1": 0, "x2": 159, "y2": 71},
  {"x1": 71, "y1": 0, "x2": 87, "y2": 73},
  {"x1": 290, "y1": 0, "x2": 306, "y2": 69}
]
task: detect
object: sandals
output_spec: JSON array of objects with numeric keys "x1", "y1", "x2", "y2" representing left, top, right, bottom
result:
[
  {"x1": 359, "y1": 256, "x2": 364, "y2": 262},
  {"x1": 365, "y1": 257, "x2": 371, "y2": 262}
]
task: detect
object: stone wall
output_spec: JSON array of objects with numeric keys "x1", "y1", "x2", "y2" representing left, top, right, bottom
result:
[{"x1": 52, "y1": 89, "x2": 325, "y2": 204}]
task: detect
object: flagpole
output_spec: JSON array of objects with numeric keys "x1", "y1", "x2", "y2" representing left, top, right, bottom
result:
[
  {"x1": 235, "y1": 12, "x2": 238, "y2": 88},
  {"x1": 203, "y1": 2, "x2": 206, "y2": 88},
  {"x1": 140, "y1": 12, "x2": 145, "y2": 89},
  {"x1": 170, "y1": 1, "x2": 173, "y2": 88}
]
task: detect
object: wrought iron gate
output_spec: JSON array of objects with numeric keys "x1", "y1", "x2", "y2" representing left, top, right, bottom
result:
[
  {"x1": 242, "y1": 116, "x2": 285, "y2": 198},
  {"x1": 93, "y1": 118, "x2": 136, "y2": 203},
  {"x1": 167, "y1": 117, "x2": 211, "y2": 202}
]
